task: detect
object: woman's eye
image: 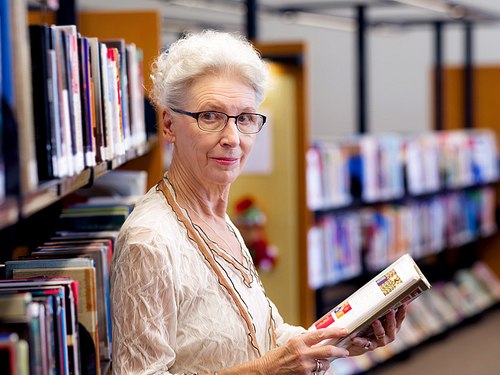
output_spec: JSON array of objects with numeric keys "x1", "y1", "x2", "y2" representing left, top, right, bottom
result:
[
  {"x1": 200, "y1": 112, "x2": 218, "y2": 122},
  {"x1": 238, "y1": 114, "x2": 251, "y2": 124}
]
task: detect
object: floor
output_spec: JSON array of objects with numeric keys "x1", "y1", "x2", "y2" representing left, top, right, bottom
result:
[{"x1": 367, "y1": 306, "x2": 500, "y2": 375}]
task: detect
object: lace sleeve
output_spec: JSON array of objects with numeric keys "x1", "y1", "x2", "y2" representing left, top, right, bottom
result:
[{"x1": 110, "y1": 227, "x2": 179, "y2": 375}]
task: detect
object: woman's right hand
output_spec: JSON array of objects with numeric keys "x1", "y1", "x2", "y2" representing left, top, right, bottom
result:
[{"x1": 256, "y1": 327, "x2": 350, "y2": 375}]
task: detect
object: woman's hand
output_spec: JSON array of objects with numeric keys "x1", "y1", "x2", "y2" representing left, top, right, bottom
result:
[
  {"x1": 256, "y1": 327, "x2": 350, "y2": 375},
  {"x1": 348, "y1": 304, "x2": 407, "y2": 357}
]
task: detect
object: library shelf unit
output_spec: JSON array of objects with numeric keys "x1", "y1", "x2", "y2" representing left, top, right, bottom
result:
[{"x1": 0, "y1": 2, "x2": 163, "y2": 375}]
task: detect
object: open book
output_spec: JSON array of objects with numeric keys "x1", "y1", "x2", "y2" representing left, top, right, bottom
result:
[{"x1": 309, "y1": 254, "x2": 431, "y2": 358}]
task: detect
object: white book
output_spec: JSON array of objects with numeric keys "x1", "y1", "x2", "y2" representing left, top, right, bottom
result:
[
  {"x1": 62, "y1": 89, "x2": 75, "y2": 176},
  {"x1": 47, "y1": 49, "x2": 64, "y2": 177},
  {"x1": 88, "y1": 38, "x2": 106, "y2": 163},
  {"x1": 100, "y1": 44, "x2": 113, "y2": 160},
  {"x1": 54, "y1": 25, "x2": 85, "y2": 174},
  {"x1": 107, "y1": 50, "x2": 125, "y2": 156},
  {"x1": 309, "y1": 254, "x2": 431, "y2": 359}
]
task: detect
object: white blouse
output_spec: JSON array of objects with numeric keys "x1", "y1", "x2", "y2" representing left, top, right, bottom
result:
[{"x1": 110, "y1": 177, "x2": 305, "y2": 375}]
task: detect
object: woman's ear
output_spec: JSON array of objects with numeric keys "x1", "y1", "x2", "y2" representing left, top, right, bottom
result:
[{"x1": 162, "y1": 108, "x2": 176, "y2": 143}]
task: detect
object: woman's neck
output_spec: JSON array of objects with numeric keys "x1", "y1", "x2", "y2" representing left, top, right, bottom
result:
[{"x1": 167, "y1": 161, "x2": 230, "y2": 220}]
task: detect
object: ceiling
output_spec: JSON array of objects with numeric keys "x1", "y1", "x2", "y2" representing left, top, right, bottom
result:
[{"x1": 32, "y1": 0, "x2": 500, "y2": 41}]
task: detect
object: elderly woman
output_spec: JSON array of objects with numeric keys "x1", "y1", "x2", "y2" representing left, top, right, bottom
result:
[{"x1": 110, "y1": 30, "x2": 406, "y2": 375}]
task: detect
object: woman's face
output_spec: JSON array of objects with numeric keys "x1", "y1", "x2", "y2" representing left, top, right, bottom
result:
[{"x1": 165, "y1": 74, "x2": 258, "y2": 188}]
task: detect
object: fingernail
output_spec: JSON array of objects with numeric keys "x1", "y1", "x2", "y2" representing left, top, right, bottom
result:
[
  {"x1": 339, "y1": 328, "x2": 348, "y2": 335},
  {"x1": 343, "y1": 350, "x2": 350, "y2": 358}
]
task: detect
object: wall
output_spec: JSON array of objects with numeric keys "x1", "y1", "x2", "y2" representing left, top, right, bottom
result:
[
  {"x1": 228, "y1": 63, "x2": 301, "y2": 325},
  {"x1": 259, "y1": 8, "x2": 500, "y2": 138}
]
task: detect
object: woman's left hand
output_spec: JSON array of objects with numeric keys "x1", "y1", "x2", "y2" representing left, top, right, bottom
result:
[{"x1": 347, "y1": 304, "x2": 407, "y2": 357}]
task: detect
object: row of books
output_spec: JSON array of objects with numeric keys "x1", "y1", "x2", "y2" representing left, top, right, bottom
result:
[
  {"x1": 308, "y1": 186, "x2": 497, "y2": 289},
  {"x1": 329, "y1": 261, "x2": 500, "y2": 375},
  {"x1": 0, "y1": 196, "x2": 135, "y2": 375},
  {"x1": 0, "y1": 0, "x2": 148, "y2": 201},
  {"x1": 29, "y1": 23, "x2": 147, "y2": 181},
  {"x1": 307, "y1": 129, "x2": 499, "y2": 211}
]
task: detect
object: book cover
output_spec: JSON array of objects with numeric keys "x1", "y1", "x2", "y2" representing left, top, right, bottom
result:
[
  {"x1": 0, "y1": 292, "x2": 39, "y2": 375},
  {"x1": 0, "y1": 332, "x2": 23, "y2": 375},
  {"x1": 11, "y1": 0, "x2": 38, "y2": 192},
  {"x1": 87, "y1": 37, "x2": 105, "y2": 163},
  {"x1": 5, "y1": 257, "x2": 94, "y2": 279},
  {"x1": 309, "y1": 254, "x2": 431, "y2": 359},
  {"x1": 0, "y1": 279, "x2": 81, "y2": 375},
  {"x1": 54, "y1": 25, "x2": 84, "y2": 174},
  {"x1": 32, "y1": 245, "x2": 112, "y2": 360},
  {"x1": 102, "y1": 39, "x2": 130, "y2": 151},
  {"x1": 29, "y1": 24, "x2": 55, "y2": 181},
  {"x1": 51, "y1": 26, "x2": 74, "y2": 177},
  {"x1": 12, "y1": 268, "x2": 100, "y2": 374},
  {"x1": 47, "y1": 27, "x2": 65, "y2": 178},
  {"x1": 77, "y1": 35, "x2": 94, "y2": 169}
]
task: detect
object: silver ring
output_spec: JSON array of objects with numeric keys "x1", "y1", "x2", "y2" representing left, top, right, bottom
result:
[
  {"x1": 363, "y1": 339, "x2": 372, "y2": 350},
  {"x1": 313, "y1": 359, "x2": 322, "y2": 373}
]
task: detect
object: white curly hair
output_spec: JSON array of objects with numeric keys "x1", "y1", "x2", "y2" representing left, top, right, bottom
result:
[{"x1": 149, "y1": 30, "x2": 270, "y2": 112}]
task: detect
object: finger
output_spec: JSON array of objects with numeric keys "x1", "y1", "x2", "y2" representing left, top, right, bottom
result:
[
  {"x1": 372, "y1": 319, "x2": 386, "y2": 342},
  {"x1": 382, "y1": 310, "x2": 398, "y2": 340},
  {"x1": 302, "y1": 327, "x2": 348, "y2": 346},
  {"x1": 310, "y1": 358, "x2": 331, "y2": 374},
  {"x1": 395, "y1": 304, "x2": 408, "y2": 330},
  {"x1": 351, "y1": 336, "x2": 376, "y2": 352},
  {"x1": 309, "y1": 344, "x2": 349, "y2": 360}
]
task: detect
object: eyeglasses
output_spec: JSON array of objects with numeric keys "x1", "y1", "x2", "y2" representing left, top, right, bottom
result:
[{"x1": 170, "y1": 108, "x2": 266, "y2": 134}]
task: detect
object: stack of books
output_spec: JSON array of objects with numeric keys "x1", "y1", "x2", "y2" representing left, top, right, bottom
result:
[
  {"x1": 1, "y1": 223, "x2": 121, "y2": 374},
  {"x1": 29, "y1": 24, "x2": 147, "y2": 182},
  {"x1": 0, "y1": 0, "x2": 148, "y2": 204}
]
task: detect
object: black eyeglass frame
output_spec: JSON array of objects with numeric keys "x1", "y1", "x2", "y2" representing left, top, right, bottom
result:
[{"x1": 170, "y1": 108, "x2": 267, "y2": 134}]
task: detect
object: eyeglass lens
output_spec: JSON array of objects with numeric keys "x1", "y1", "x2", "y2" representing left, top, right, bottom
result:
[{"x1": 198, "y1": 112, "x2": 263, "y2": 133}]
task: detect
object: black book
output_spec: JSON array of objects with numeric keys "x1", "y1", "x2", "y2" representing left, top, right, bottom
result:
[
  {"x1": 77, "y1": 36, "x2": 93, "y2": 167},
  {"x1": 29, "y1": 24, "x2": 55, "y2": 181}
]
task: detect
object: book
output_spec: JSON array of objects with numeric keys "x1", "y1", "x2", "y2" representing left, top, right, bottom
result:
[
  {"x1": 87, "y1": 38, "x2": 105, "y2": 163},
  {"x1": 77, "y1": 35, "x2": 96, "y2": 168},
  {"x1": 11, "y1": 0, "x2": 38, "y2": 192},
  {"x1": 5, "y1": 257, "x2": 94, "y2": 279},
  {"x1": 102, "y1": 39, "x2": 130, "y2": 151},
  {"x1": 31, "y1": 244, "x2": 112, "y2": 360},
  {"x1": 54, "y1": 25, "x2": 85, "y2": 175},
  {"x1": 0, "y1": 277, "x2": 82, "y2": 375},
  {"x1": 29, "y1": 24, "x2": 56, "y2": 182},
  {"x1": 12, "y1": 268, "x2": 100, "y2": 374},
  {"x1": 308, "y1": 254, "x2": 431, "y2": 359},
  {"x1": 0, "y1": 293, "x2": 43, "y2": 375}
]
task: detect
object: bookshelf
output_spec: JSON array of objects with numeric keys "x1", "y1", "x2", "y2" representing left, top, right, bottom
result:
[
  {"x1": 306, "y1": 130, "x2": 500, "y2": 374},
  {"x1": 0, "y1": 3, "x2": 162, "y2": 375}
]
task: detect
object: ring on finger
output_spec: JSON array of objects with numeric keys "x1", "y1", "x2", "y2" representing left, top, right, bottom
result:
[
  {"x1": 363, "y1": 339, "x2": 372, "y2": 350},
  {"x1": 313, "y1": 359, "x2": 322, "y2": 373},
  {"x1": 375, "y1": 333, "x2": 385, "y2": 340}
]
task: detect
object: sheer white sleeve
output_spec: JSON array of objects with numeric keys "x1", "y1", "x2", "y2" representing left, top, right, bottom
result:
[
  {"x1": 269, "y1": 299, "x2": 307, "y2": 347},
  {"x1": 110, "y1": 226, "x2": 178, "y2": 375}
]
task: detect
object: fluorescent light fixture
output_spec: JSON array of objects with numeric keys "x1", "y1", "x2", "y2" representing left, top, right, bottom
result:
[
  {"x1": 392, "y1": 0, "x2": 451, "y2": 14},
  {"x1": 281, "y1": 11, "x2": 358, "y2": 32},
  {"x1": 165, "y1": 0, "x2": 245, "y2": 15}
]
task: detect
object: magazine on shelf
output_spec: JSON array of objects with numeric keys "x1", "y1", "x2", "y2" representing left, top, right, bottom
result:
[{"x1": 309, "y1": 254, "x2": 431, "y2": 360}]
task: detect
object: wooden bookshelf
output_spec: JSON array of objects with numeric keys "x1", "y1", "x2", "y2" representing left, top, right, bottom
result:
[{"x1": 78, "y1": 10, "x2": 164, "y2": 190}]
